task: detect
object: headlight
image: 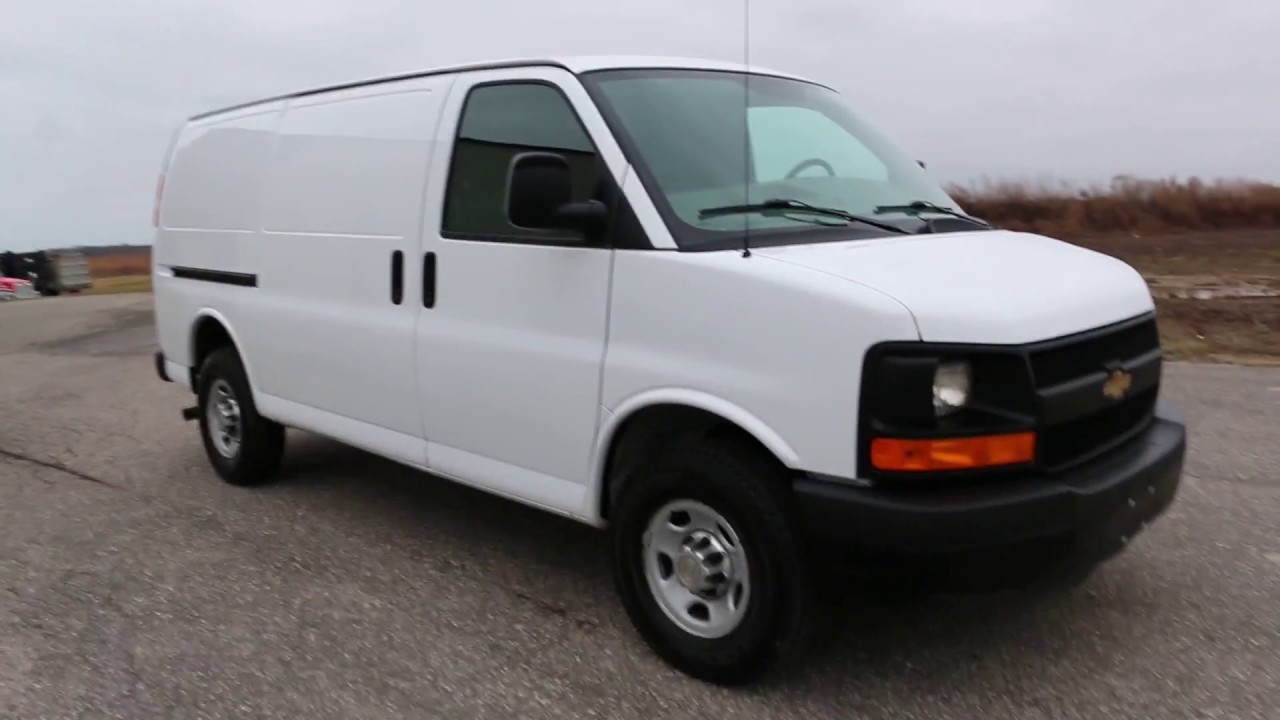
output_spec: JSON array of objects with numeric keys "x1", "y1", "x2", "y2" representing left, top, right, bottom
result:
[{"x1": 933, "y1": 360, "x2": 971, "y2": 417}]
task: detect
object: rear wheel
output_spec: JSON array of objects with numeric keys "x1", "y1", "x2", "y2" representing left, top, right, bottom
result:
[
  {"x1": 610, "y1": 440, "x2": 813, "y2": 685},
  {"x1": 197, "y1": 347, "x2": 285, "y2": 486}
]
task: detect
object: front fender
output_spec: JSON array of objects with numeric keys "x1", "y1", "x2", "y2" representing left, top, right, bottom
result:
[{"x1": 584, "y1": 388, "x2": 801, "y2": 524}]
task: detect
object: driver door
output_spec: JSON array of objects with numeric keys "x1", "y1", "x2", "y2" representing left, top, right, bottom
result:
[{"x1": 414, "y1": 67, "x2": 623, "y2": 516}]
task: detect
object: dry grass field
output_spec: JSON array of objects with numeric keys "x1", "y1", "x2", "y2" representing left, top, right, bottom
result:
[
  {"x1": 84, "y1": 248, "x2": 151, "y2": 295},
  {"x1": 87, "y1": 274, "x2": 153, "y2": 295},
  {"x1": 951, "y1": 176, "x2": 1280, "y2": 238},
  {"x1": 87, "y1": 250, "x2": 150, "y2": 278}
]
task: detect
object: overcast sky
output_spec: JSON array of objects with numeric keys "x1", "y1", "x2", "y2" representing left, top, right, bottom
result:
[{"x1": 2, "y1": 0, "x2": 1277, "y2": 251}]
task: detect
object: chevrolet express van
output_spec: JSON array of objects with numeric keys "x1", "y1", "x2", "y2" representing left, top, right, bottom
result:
[{"x1": 151, "y1": 56, "x2": 1186, "y2": 684}]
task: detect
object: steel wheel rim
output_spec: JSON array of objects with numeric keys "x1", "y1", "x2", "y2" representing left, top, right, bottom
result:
[
  {"x1": 642, "y1": 499, "x2": 751, "y2": 639},
  {"x1": 206, "y1": 379, "x2": 242, "y2": 459}
]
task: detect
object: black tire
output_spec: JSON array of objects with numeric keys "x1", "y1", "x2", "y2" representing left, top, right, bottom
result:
[
  {"x1": 196, "y1": 347, "x2": 285, "y2": 486},
  {"x1": 610, "y1": 440, "x2": 813, "y2": 685}
]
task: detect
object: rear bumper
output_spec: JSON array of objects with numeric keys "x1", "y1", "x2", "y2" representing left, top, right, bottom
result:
[{"x1": 793, "y1": 402, "x2": 1186, "y2": 591}]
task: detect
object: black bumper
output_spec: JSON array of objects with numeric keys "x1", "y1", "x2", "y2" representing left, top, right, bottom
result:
[{"x1": 793, "y1": 402, "x2": 1186, "y2": 591}]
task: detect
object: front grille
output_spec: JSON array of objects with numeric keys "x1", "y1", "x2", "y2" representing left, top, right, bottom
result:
[
  {"x1": 1040, "y1": 386, "x2": 1158, "y2": 470},
  {"x1": 1032, "y1": 314, "x2": 1162, "y2": 471},
  {"x1": 1029, "y1": 316, "x2": 1160, "y2": 389}
]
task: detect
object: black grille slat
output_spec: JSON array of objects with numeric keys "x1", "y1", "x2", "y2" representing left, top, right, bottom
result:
[
  {"x1": 1029, "y1": 314, "x2": 1162, "y2": 471},
  {"x1": 1029, "y1": 317, "x2": 1160, "y2": 389},
  {"x1": 1040, "y1": 387, "x2": 1158, "y2": 470}
]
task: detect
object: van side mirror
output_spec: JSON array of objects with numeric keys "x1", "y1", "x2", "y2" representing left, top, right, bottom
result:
[{"x1": 506, "y1": 152, "x2": 607, "y2": 235}]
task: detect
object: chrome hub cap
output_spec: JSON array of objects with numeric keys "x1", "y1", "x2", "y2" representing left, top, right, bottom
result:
[
  {"x1": 642, "y1": 500, "x2": 750, "y2": 639},
  {"x1": 206, "y1": 379, "x2": 242, "y2": 459}
]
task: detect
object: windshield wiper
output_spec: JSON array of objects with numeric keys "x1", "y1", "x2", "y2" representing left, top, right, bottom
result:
[
  {"x1": 699, "y1": 198, "x2": 911, "y2": 236},
  {"x1": 873, "y1": 200, "x2": 991, "y2": 228}
]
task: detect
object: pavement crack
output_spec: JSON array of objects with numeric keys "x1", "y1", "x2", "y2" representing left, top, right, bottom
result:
[
  {"x1": 0, "y1": 446, "x2": 119, "y2": 488},
  {"x1": 512, "y1": 590, "x2": 599, "y2": 632}
]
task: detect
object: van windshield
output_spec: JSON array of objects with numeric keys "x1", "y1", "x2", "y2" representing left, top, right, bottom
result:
[{"x1": 581, "y1": 68, "x2": 959, "y2": 251}]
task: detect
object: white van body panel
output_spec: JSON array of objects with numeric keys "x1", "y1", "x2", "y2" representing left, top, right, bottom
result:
[
  {"x1": 154, "y1": 104, "x2": 280, "y2": 372},
  {"x1": 754, "y1": 230, "x2": 1156, "y2": 345}
]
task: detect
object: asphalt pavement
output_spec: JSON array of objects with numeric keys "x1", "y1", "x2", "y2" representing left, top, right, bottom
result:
[{"x1": 1, "y1": 293, "x2": 1277, "y2": 719}]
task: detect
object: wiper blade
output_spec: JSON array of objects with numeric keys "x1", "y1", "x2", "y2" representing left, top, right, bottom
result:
[
  {"x1": 873, "y1": 201, "x2": 992, "y2": 228},
  {"x1": 698, "y1": 198, "x2": 911, "y2": 235}
]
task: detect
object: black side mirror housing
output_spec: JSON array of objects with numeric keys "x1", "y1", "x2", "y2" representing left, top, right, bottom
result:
[
  {"x1": 506, "y1": 152, "x2": 607, "y2": 237},
  {"x1": 507, "y1": 152, "x2": 572, "y2": 229}
]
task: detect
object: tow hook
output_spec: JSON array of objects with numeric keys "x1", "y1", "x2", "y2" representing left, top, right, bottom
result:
[{"x1": 181, "y1": 406, "x2": 200, "y2": 421}]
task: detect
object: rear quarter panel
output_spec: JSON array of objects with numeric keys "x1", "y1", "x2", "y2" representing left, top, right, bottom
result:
[{"x1": 152, "y1": 103, "x2": 283, "y2": 382}]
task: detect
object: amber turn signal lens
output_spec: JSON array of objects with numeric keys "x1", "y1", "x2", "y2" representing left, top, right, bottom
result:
[{"x1": 870, "y1": 432, "x2": 1036, "y2": 472}]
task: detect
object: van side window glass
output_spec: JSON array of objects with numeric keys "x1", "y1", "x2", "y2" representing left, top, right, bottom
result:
[{"x1": 443, "y1": 83, "x2": 599, "y2": 240}]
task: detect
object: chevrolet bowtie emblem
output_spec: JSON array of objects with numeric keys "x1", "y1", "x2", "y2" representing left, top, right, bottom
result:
[{"x1": 1102, "y1": 368, "x2": 1133, "y2": 401}]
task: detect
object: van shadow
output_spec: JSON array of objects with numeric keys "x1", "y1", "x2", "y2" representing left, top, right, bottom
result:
[
  {"x1": 265, "y1": 432, "x2": 612, "y2": 621},
  {"x1": 261, "y1": 432, "x2": 1154, "y2": 696}
]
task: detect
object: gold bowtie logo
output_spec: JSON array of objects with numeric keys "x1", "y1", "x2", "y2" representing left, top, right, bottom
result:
[{"x1": 1102, "y1": 368, "x2": 1133, "y2": 401}]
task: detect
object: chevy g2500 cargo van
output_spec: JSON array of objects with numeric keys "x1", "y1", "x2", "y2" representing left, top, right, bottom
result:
[{"x1": 151, "y1": 56, "x2": 1186, "y2": 684}]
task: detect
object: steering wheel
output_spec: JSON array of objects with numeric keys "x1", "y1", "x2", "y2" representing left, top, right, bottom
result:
[{"x1": 784, "y1": 158, "x2": 836, "y2": 179}]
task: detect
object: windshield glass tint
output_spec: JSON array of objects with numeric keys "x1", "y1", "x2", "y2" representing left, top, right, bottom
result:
[{"x1": 584, "y1": 69, "x2": 957, "y2": 248}]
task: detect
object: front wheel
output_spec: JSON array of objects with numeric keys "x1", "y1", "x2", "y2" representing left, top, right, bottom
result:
[{"x1": 610, "y1": 441, "x2": 813, "y2": 685}]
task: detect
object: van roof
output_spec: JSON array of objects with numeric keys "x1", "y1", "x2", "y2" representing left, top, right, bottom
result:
[{"x1": 189, "y1": 55, "x2": 824, "y2": 121}]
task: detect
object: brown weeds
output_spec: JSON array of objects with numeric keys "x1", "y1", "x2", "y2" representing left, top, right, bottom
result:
[
  {"x1": 88, "y1": 251, "x2": 151, "y2": 278},
  {"x1": 949, "y1": 176, "x2": 1280, "y2": 238}
]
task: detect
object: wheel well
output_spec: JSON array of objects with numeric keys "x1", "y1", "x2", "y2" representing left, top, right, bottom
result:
[
  {"x1": 599, "y1": 404, "x2": 784, "y2": 520},
  {"x1": 191, "y1": 316, "x2": 234, "y2": 386}
]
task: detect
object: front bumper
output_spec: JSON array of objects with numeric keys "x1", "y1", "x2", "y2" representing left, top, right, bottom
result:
[{"x1": 793, "y1": 402, "x2": 1186, "y2": 591}]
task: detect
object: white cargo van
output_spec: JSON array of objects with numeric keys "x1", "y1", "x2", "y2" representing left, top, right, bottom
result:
[{"x1": 152, "y1": 56, "x2": 1186, "y2": 684}]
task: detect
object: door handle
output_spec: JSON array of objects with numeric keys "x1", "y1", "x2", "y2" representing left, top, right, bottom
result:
[
  {"x1": 423, "y1": 252, "x2": 437, "y2": 308},
  {"x1": 390, "y1": 250, "x2": 404, "y2": 305}
]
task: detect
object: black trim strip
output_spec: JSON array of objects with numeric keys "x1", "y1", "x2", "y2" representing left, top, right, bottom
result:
[
  {"x1": 422, "y1": 252, "x2": 437, "y2": 308},
  {"x1": 390, "y1": 250, "x2": 404, "y2": 305},
  {"x1": 171, "y1": 266, "x2": 258, "y2": 287}
]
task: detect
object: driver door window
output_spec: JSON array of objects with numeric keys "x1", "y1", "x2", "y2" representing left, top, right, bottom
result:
[
  {"x1": 748, "y1": 106, "x2": 889, "y2": 182},
  {"x1": 442, "y1": 82, "x2": 600, "y2": 243}
]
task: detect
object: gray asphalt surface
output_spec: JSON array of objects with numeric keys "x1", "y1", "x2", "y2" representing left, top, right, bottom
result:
[{"x1": 1, "y1": 293, "x2": 1277, "y2": 719}]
